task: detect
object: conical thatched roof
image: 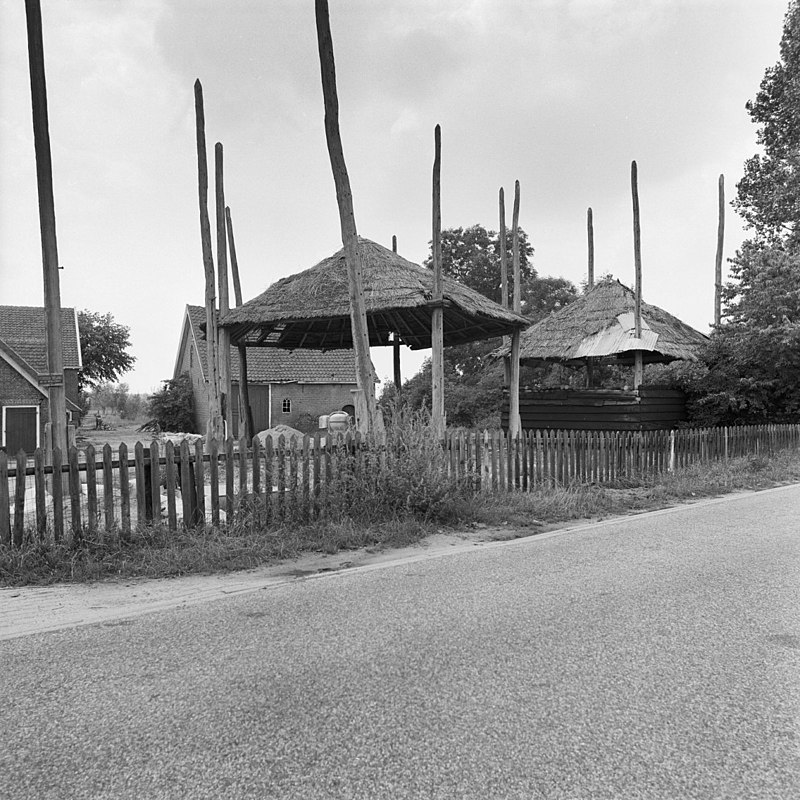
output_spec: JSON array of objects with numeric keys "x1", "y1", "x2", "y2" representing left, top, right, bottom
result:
[
  {"x1": 509, "y1": 280, "x2": 708, "y2": 365},
  {"x1": 219, "y1": 237, "x2": 528, "y2": 350}
]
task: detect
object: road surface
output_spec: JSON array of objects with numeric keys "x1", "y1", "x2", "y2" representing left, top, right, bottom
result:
[{"x1": 1, "y1": 486, "x2": 799, "y2": 799}]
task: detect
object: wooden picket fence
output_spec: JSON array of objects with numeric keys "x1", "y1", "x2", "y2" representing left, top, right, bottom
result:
[{"x1": 2, "y1": 424, "x2": 799, "y2": 547}]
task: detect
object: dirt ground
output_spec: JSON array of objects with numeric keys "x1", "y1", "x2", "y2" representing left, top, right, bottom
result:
[{"x1": 76, "y1": 416, "x2": 154, "y2": 453}]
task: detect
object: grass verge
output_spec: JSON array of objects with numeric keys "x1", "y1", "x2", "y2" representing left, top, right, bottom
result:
[{"x1": 2, "y1": 448, "x2": 799, "y2": 587}]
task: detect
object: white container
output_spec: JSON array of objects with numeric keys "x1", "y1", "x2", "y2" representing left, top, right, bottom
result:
[
  {"x1": 328, "y1": 411, "x2": 350, "y2": 431},
  {"x1": 318, "y1": 414, "x2": 329, "y2": 430}
]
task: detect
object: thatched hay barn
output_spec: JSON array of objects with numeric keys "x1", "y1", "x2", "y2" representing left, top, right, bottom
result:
[
  {"x1": 514, "y1": 279, "x2": 708, "y2": 367},
  {"x1": 219, "y1": 237, "x2": 528, "y2": 350},
  {"x1": 500, "y1": 280, "x2": 709, "y2": 431}
]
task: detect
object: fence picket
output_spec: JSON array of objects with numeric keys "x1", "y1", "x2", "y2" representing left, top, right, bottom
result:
[
  {"x1": 86, "y1": 444, "x2": 98, "y2": 536},
  {"x1": 34, "y1": 448, "x2": 46, "y2": 540},
  {"x1": 103, "y1": 444, "x2": 115, "y2": 535},
  {"x1": 120, "y1": 443, "x2": 131, "y2": 539},
  {"x1": 13, "y1": 451, "x2": 26, "y2": 547},
  {"x1": 150, "y1": 441, "x2": 161, "y2": 524},
  {"x1": 209, "y1": 438, "x2": 219, "y2": 527},
  {"x1": 52, "y1": 447, "x2": 64, "y2": 542},
  {"x1": 0, "y1": 451, "x2": 10, "y2": 546},
  {"x1": 68, "y1": 446, "x2": 82, "y2": 541}
]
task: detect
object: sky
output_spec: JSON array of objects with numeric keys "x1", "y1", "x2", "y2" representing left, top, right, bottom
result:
[{"x1": 0, "y1": 0, "x2": 791, "y2": 394}]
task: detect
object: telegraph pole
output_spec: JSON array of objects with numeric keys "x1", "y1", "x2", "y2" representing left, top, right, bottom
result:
[{"x1": 25, "y1": 0, "x2": 67, "y2": 455}]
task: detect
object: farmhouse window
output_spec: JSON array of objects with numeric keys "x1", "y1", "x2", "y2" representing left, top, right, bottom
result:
[{"x1": 282, "y1": 398, "x2": 291, "y2": 414}]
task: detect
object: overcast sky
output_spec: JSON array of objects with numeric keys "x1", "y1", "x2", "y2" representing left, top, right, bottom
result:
[{"x1": 0, "y1": 0, "x2": 790, "y2": 393}]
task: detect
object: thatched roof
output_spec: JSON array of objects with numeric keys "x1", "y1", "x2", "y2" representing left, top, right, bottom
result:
[
  {"x1": 219, "y1": 237, "x2": 528, "y2": 350},
  {"x1": 507, "y1": 280, "x2": 708, "y2": 365}
]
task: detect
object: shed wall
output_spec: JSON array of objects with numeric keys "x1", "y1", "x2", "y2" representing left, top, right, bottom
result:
[{"x1": 502, "y1": 386, "x2": 687, "y2": 432}]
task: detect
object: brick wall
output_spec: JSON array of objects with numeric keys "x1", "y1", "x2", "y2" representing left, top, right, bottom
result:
[{"x1": 271, "y1": 383, "x2": 357, "y2": 433}]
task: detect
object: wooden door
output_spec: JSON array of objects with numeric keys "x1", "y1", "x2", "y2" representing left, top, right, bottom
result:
[{"x1": 4, "y1": 406, "x2": 37, "y2": 455}]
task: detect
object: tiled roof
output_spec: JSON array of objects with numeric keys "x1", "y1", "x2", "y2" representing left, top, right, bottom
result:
[
  {"x1": 0, "y1": 306, "x2": 81, "y2": 372},
  {"x1": 185, "y1": 305, "x2": 357, "y2": 384}
]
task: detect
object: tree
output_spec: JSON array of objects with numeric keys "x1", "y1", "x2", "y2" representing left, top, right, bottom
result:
[
  {"x1": 698, "y1": 242, "x2": 800, "y2": 424},
  {"x1": 735, "y1": 1, "x2": 800, "y2": 243},
  {"x1": 77, "y1": 311, "x2": 135, "y2": 391},
  {"x1": 685, "y1": 2, "x2": 800, "y2": 425},
  {"x1": 423, "y1": 224, "x2": 535, "y2": 303},
  {"x1": 140, "y1": 373, "x2": 195, "y2": 433}
]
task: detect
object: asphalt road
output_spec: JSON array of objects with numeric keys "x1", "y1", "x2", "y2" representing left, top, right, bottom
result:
[{"x1": 2, "y1": 486, "x2": 799, "y2": 799}]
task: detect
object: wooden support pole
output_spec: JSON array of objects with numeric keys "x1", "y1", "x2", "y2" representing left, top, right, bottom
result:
[
  {"x1": 499, "y1": 187, "x2": 510, "y2": 387},
  {"x1": 215, "y1": 142, "x2": 233, "y2": 437},
  {"x1": 586, "y1": 206, "x2": 595, "y2": 387},
  {"x1": 194, "y1": 79, "x2": 223, "y2": 443},
  {"x1": 431, "y1": 124, "x2": 445, "y2": 437},
  {"x1": 631, "y1": 160, "x2": 644, "y2": 389},
  {"x1": 315, "y1": 0, "x2": 383, "y2": 440},
  {"x1": 587, "y1": 207, "x2": 594, "y2": 289},
  {"x1": 226, "y1": 206, "x2": 255, "y2": 442},
  {"x1": 509, "y1": 180, "x2": 521, "y2": 438},
  {"x1": 25, "y1": 0, "x2": 67, "y2": 457},
  {"x1": 392, "y1": 234, "x2": 402, "y2": 393},
  {"x1": 714, "y1": 174, "x2": 725, "y2": 328}
]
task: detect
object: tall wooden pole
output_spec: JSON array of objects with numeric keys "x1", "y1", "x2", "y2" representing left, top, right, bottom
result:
[
  {"x1": 215, "y1": 143, "x2": 232, "y2": 436},
  {"x1": 226, "y1": 206, "x2": 255, "y2": 442},
  {"x1": 587, "y1": 207, "x2": 594, "y2": 289},
  {"x1": 315, "y1": 0, "x2": 383, "y2": 438},
  {"x1": 499, "y1": 188, "x2": 510, "y2": 387},
  {"x1": 392, "y1": 234, "x2": 402, "y2": 393},
  {"x1": 431, "y1": 125, "x2": 445, "y2": 437},
  {"x1": 714, "y1": 174, "x2": 725, "y2": 328},
  {"x1": 193, "y1": 80, "x2": 223, "y2": 443},
  {"x1": 25, "y1": 0, "x2": 67, "y2": 456},
  {"x1": 631, "y1": 160, "x2": 644, "y2": 390},
  {"x1": 586, "y1": 206, "x2": 595, "y2": 388},
  {"x1": 509, "y1": 181, "x2": 521, "y2": 438}
]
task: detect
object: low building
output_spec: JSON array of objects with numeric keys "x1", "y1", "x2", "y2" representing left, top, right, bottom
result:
[
  {"x1": 0, "y1": 306, "x2": 83, "y2": 453},
  {"x1": 174, "y1": 305, "x2": 359, "y2": 435}
]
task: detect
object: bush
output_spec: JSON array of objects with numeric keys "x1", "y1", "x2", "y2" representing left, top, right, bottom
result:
[{"x1": 140, "y1": 373, "x2": 195, "y2": 433}]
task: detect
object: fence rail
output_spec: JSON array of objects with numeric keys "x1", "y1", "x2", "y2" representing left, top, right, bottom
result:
[{"x1": 2, "y1": 424, "x2": 799, "y2": 547}]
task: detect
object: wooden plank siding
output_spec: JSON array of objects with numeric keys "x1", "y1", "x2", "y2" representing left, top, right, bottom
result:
[{"x1": 502, "y1": 386, "x2": 688, "y2": 431}]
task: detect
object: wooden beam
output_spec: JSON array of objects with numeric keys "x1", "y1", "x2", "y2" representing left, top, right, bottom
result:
[
  {"x1": 509, "y1": 180, "x2": 521, "y2": 438},
  {"x1": 315, "y1": 0, "x2": 383, "y2": 439},
  {"x1": 193, "y1": 79, "x2": 223, "y2": 443},
  {"x1": 392, "y1": 234, "x2": 401, "y2": 393},
  {"x1": 714, "y1": 174, "x2": 725, "y2": 328},
  {"x1": 431, "y1": 124, "x2": 445, "y2": 437},
  {"x1": 215, "y1": 143, "x2": 233, "y2": 436},
  {"x1": 499, "y1": 187, "x2": 511, "y2": 387},
  {"x1": 226, "y1": 206, "x2": 255, "y2": 442},
  {"x1": 587, "y1": 207, "x2": 594, "y2": 289},
  {"x1": 631, "y1": 160, "x2": 643, "y2": 389},
  {"x1": 25, "y1": 0, "x2": 67, "y2": 456}
]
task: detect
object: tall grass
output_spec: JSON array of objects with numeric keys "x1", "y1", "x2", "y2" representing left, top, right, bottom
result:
[{"x1": 3, "y1": 416, "x2": 800, "y2": 586}]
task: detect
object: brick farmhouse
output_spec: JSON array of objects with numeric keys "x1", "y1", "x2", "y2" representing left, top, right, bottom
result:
[
  {"x1": 174, "y1": 305, "x2": 359, "y2": 436},
  {"x1": 0, "y1": 306, "x2": 83, "y2": 454}
]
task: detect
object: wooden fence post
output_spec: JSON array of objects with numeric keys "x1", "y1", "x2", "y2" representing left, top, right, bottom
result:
[
  {"x1": 34, "y1": 447, "x2": 46, "y2": 540},
  {"x1": 13, "y1": 451, "x2": 26, "y2": 547},
  {"x1": 68, "y1": 446, "x2": 81, "y2": 542},
  {"x1": 103, "y1": 443, "x2": 115, "y2": 536},
  {"x1": 0, "y1": 451, "x2": 10, "y2": 546},
  {"x1": 119, "y1": 443, "x2": 131, "y2": 540}
]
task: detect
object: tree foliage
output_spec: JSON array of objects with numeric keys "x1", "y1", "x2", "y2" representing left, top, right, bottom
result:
[
  {"x1": 424, "y1": 224, "x2": 535, "y2": 304},
  {"x1": 735, "y1": 1, "x2": 800, "y2": 242},
  {"x1": 78, "y1": 310, "x2": 135, "y2": 391},
  {"x1": 140, "y1": 373, "x2": 195, "y2": 433}
]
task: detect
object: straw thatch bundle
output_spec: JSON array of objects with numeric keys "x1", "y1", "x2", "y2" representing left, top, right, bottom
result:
[
  {"x1": 219, "y1": 238, "x2": 528, "y2": 350},
  {"x1": 506, "y1": 279, "x2": 708, "y2": 365}
]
